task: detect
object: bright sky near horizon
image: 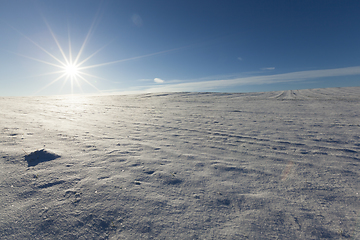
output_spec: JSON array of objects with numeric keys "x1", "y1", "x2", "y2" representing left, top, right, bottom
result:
[{"x1": 0, "y1": 0, "x2": 360, "y2": 96}]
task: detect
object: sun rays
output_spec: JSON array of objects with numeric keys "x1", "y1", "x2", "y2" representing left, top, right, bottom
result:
[
  {"x1": 7, "y1": 13, "x2": 104, "y2": 95},
  {"x1": 9, "y1": 8, "x2": 186, "y2": 95}
]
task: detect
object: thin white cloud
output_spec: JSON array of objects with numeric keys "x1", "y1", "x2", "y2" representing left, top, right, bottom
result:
[
  {"x1": 237, "y1": 57, "x2": 243, "y2": 61},
  {"x1": 143, "y1": 66, "x2": 360, "y2": 92},
  {"x1": 154, "y1": 78, "x2": 164, "y2": 83},
  {"x1": 262, "y1": 67, "x2": 275, "y2": 70}
]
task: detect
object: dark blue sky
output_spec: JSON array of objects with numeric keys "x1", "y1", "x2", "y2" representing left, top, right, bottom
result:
[{"x1": 1, "y1": 0, "x2": 360, "y2": 96}]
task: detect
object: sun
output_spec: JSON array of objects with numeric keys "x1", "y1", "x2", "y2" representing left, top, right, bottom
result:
[{"x1": 64, "y1": 64, "x2": 80, "y2": 77}]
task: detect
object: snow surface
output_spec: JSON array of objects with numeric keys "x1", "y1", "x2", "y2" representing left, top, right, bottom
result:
[{"x1": 1, "y1": 87, "x2": 360, "y2": 239}]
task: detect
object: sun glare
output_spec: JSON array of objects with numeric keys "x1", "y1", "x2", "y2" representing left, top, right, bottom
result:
[
  {"x1": 10, "y1": 15, "x2": 108, "y2": 95},
  {"x1": 12, "y1": 12, "x2": 182, "y2": 95},
  {"x1": 64, "y1": 64, "x2": 79, "y2": 77}
]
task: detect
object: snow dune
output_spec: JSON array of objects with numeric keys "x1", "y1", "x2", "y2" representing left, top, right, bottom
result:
[{"x1": 1, "y1": 87, "x2": 360, "y2": 239}]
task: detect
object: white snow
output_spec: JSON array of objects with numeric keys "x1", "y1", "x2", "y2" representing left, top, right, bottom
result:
[{"x1": 1, "y1": 87, "x2": 360, "y2": 239}]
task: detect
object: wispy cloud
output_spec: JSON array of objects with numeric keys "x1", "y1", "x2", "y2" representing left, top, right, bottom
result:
[
  {"x1": 141, "y1": 66, "x2": 360, "y2": 92},
  {"x1": 137, "y1": 78, "x2": 153, "y2": 82},
  {"x1": 80, "y1": 46, "x2": 187, "y2": 70},
  {"x1": 237, "y1": 57, "x2": 243, "y2": 61},
  {"x1": 262, "y1": 67, "x2": 275, "y2": 70},
  {"x1": 154, "y1": 78, "x2": 164, "y2": 83}
]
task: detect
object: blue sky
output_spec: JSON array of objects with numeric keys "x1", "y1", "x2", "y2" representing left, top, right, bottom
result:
[{"x1": 1, "y1": 0, "x2": 360, "y2": 96}]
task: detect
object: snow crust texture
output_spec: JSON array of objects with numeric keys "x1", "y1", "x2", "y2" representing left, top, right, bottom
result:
[{"x1": 1, "y1": 87, "x2": 360, "y2": 239}]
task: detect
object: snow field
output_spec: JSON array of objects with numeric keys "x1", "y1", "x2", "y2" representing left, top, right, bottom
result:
[{"x1": 1, "y1": 87, "x2": 360, "y2": 239}]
